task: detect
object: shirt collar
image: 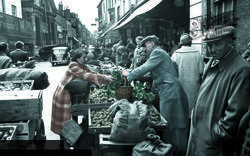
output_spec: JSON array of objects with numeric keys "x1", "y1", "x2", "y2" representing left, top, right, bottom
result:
[{"x1": 212, "y1": 48, "x2": 239, "y2": 72}]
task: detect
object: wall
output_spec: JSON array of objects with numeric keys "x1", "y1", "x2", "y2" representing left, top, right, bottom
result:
[
  {"x1": 235, "y1": 0, "x2": 250, "y2": 53},
  {"x1": 4, "y1": 0, "x2": 22, "y2": 18},
  {"x1": 190, "y1": 0, "x2": 202, "y2": 54}
]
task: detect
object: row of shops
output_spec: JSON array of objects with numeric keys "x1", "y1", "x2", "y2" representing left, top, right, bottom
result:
[{"x1": 97, "y1": 0, "x2": 189, "y2": 49}]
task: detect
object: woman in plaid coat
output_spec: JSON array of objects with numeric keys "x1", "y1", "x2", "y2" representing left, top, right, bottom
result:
[{"x1": 51, "y1": 49, "x2": 115, "y2": 134}]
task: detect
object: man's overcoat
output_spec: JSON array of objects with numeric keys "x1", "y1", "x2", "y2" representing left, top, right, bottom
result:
[{"x1": 187, "y1": 50, "x2": 250, "y2": 156}]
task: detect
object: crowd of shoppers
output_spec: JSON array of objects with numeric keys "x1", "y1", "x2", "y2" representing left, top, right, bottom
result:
[{"x1": 49, "y1": 24, "x2": 250, "y2": 155}]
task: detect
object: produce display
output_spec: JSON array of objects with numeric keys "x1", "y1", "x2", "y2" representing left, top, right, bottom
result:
[
  {"x1": 90, "y1": 108, "x2": 112, "y2": 127},
  {"x1": 0, "y1": 81, "x2": 33, "y2": 91},
  {"x1": 98, "y1": 71, "x2": 123, "y2": 98},
  {"x1": 90, "y1": 106, "x2": 162, "y2": 128},
  {"x1": 131, "y1": 81, "x2": 155, "y2": 102},
  {"x1": 0, "y1": 129, "x2": 14, "y2": 142},
  {"x1": 87, "y1": 90, "x2": 115, "y2": 104},
  {"x1": 149, "y1": 106, "x2": 162, "y2": 126}
]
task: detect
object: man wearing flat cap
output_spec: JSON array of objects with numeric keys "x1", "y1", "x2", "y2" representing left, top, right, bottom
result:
[
  {"x1": 123, "y1": 35, "x2": 189, "y2": 155},
  {"x1": 187, "y1": 26, "x2": 250, "y2": 156}
]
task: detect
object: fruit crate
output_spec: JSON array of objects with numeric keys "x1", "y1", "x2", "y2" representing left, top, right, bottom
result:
[
  {"x1": 71, "y1": 102, "x2": 113, "y2": 116},
  {"x1": 0, "y1": 80, "x2": 34, "y2": 91},
  {"x1": 0, "y1": 125, "x2": 17, "y2": 145},
  {"x1": 0, "y1": 90, "x2": 43, "y2": 122},
  {"x1": 88, "y1": 105, "x2": 168, "y2": 134},
  {"x1": 88, "y1": 105, "x2": 112, "y2": 134},
  {"x1": 0, "y1": 120, "x2": 35, "y2": 141},
  {"x1": 149, "y1": 106, "x2": 168, "y2": 130}
]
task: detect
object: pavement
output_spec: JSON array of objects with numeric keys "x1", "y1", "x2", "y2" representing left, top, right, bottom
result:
[{"x1": 35, "y1": 62, "x2": 66, "y2": 140}]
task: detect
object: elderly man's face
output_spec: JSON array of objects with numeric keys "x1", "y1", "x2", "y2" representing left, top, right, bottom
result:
[
  {"x1": 207, "y1": 38, "x2": 231, "y2": 59},
  {"x1": 145, "y1": 41, "x2": 155, "y2": 54}
]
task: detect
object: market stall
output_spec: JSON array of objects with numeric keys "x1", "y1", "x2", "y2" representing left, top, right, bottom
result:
[
  {"x1": 65, "y1": 69, "x2": 168, "y2": 155},
  {"x1": 0, "y1": 80, "x2": 45, "y2": 149}
]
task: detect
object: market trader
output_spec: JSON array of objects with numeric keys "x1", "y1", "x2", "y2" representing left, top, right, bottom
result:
[
  {"x1": 122, "y1": 35, "x2": 189, "y2": 156},
  {"x1": 51, "y1": 49, "x2": 115, "y2": 135},
  {"x1": 186, "y1": 26, "x2": 250, "y2": 156}
]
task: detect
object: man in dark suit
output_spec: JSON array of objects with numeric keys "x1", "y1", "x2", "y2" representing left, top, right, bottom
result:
[
  {"x1": 0, "y1": 42, "x2": 13, "y2": 69},
  {"x1": 10, "y1": 41, "x2": 29, "y2": 64}
]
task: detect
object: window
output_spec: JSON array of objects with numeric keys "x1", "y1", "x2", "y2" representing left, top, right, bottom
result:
[
  {"x1": 117, "y1": 6, "x2": 120, "y2": 20},
  {"x1": 1, "y1": 0, "x2": 5, "y2": 13},
  {"x1": 213, "y1": 0, "x2": 234, "y2": 25},
  {"x1": 11, "y1": 5, "x2": 17, "y2": 16}
]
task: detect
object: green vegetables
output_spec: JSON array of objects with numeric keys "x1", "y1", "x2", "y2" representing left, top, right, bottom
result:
[
  {"x1": 131, "y1": 81, "x2": 155, "y2": 102},
  {"x1": 95, "y1": 71, "x2": 156, "y2": 102},
  {"x1": 98, "y1": 71, "x2": 123, "y2": 98}
]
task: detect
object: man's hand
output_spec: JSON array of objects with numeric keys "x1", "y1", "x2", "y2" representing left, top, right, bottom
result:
[{"x1": 122, "y1": 70, "x2": 129, "y2": 77}]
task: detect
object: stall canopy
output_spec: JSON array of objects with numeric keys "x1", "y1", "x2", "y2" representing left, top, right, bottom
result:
[
  {"x1": 99, "y1": 13, "x2": 131, "y2": 38},
  {"x1": 113, "y1": 0, "x2": 163, "y2": 30}
]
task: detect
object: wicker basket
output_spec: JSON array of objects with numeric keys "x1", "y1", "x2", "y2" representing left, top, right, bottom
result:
[{"x1": 115, "y1": 77, "x2": 133, "y2": 102}]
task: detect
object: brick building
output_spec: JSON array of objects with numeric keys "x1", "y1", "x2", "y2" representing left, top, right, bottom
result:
[
  {"x1": 235, "y1": 0, "x2": 250, "y2": 53},
  {"x1": 202, "y1": 0, "x2": 250, "y2": 54}
]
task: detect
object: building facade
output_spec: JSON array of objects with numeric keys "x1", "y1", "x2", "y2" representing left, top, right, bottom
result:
[
  {"x1": 22, "y1": 0, "x2": 58, "y2": 54},
  {"x1": 0, "y1": 0, "x2": 33, "y2": 53},
  {"x1": 97, "y1": 0, "x2": 189, "y2": 48},
  {"x1": 201, "y1": 0, "x2": 250, "y2": 54}
]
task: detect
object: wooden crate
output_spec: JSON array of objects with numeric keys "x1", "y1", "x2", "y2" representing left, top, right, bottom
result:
[
  {"x1": 71, "y1": 102, "x2": 113, "y2": 116},
  {"x1": 0, "y1": 90, "x2": 43, "y2": 122},
  {"x1": 150, "y1": 106, "x2": 168, "y2": 130},
  {"x1": 88, "y1": 105, "x2": 112, "y2": 134},
  {"x1": 88, "y1": 105, "x2": 168, "y2": 134},
  {"x1": 0, "y1": 120, "x2": 35, "y2": 140}
]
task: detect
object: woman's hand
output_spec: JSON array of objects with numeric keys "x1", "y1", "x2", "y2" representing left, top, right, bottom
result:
[{"x1": 103, "y1": 75, "x2": 116, "y2": 83}]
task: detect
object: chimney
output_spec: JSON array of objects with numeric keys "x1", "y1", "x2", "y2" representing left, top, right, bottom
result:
[{"x1": 58, "y1": 1, "x2": 63, "y2": 15}]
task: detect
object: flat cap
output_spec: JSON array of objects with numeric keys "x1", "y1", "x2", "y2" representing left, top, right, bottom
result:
[
  {"x1": 202, "y1": 25, "x2": 235, "y2": 43},
  {"x1": 140, "y1": 35, "x2": 159, "y2": 47}
]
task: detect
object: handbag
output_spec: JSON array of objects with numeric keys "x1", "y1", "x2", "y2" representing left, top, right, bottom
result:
[
  {"x1": 133, "y1": 134, "x2": 173, "y2": 156},
  {"x1": 60, "y1": 119, "x2": 83, "y2": 146}
]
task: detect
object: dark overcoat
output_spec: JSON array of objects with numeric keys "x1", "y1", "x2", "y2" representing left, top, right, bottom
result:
[{"x1": 187, "y1": 50, "x2": 250, "y2": 156}]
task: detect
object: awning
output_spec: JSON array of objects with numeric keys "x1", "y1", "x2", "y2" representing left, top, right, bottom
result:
[
  {"x1": 99, "y1": 11, "x2": 131, "y2": 38},
  {"x1": 113, "y1": 0, "x2": 163, "y2": 30},
  {"x1": 99, "y1": 23, "x2": 119, "y2": 38}
]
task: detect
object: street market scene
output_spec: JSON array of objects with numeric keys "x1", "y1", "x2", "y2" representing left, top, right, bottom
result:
[{"x1": 0, "y1": 0, "x2": 250, "y2": 155}]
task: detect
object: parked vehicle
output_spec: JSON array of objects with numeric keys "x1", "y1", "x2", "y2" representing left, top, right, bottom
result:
[
  {"x1": 51, "y1": 47, "x2": 70, "y2": 66},
  {"x1": 38, "y1": 45, "x2": 58, "y2": 61}
]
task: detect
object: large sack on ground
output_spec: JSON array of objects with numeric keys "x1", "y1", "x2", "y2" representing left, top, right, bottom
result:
[
  {"x1": 0, "y1": 68, "x2": 50, "y2": 90},
  {"x1": 108, "y1": 99, "x2": 155, "y2": 143}
]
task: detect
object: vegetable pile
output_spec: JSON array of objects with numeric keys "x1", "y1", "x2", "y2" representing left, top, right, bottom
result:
[
  {"x1": 98, "y1": 71, "x2": 123, "y2": 98},
  {"x1": 131, "y1": 81, "x2": 155, "y2": 102},
  {"x1": 90, "y1": 106, "x2": 162, "y2": 128},
  {"x1": 149, "y1": 106, "x2": 162, "y2": 126},
  {"x1": 90, "y1": 108, "x2": 112, "y2": 127},
  {"x1": 0, "y1": 82, "x2": 32, "y2": 91},
  {"x1": 87, "y1": 90, "x2": 115, "y2": 104}
]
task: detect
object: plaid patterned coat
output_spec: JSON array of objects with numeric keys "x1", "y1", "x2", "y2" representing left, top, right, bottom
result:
[{"x1": 51, "y1": 62, "x2": 109, "y2": 134}]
